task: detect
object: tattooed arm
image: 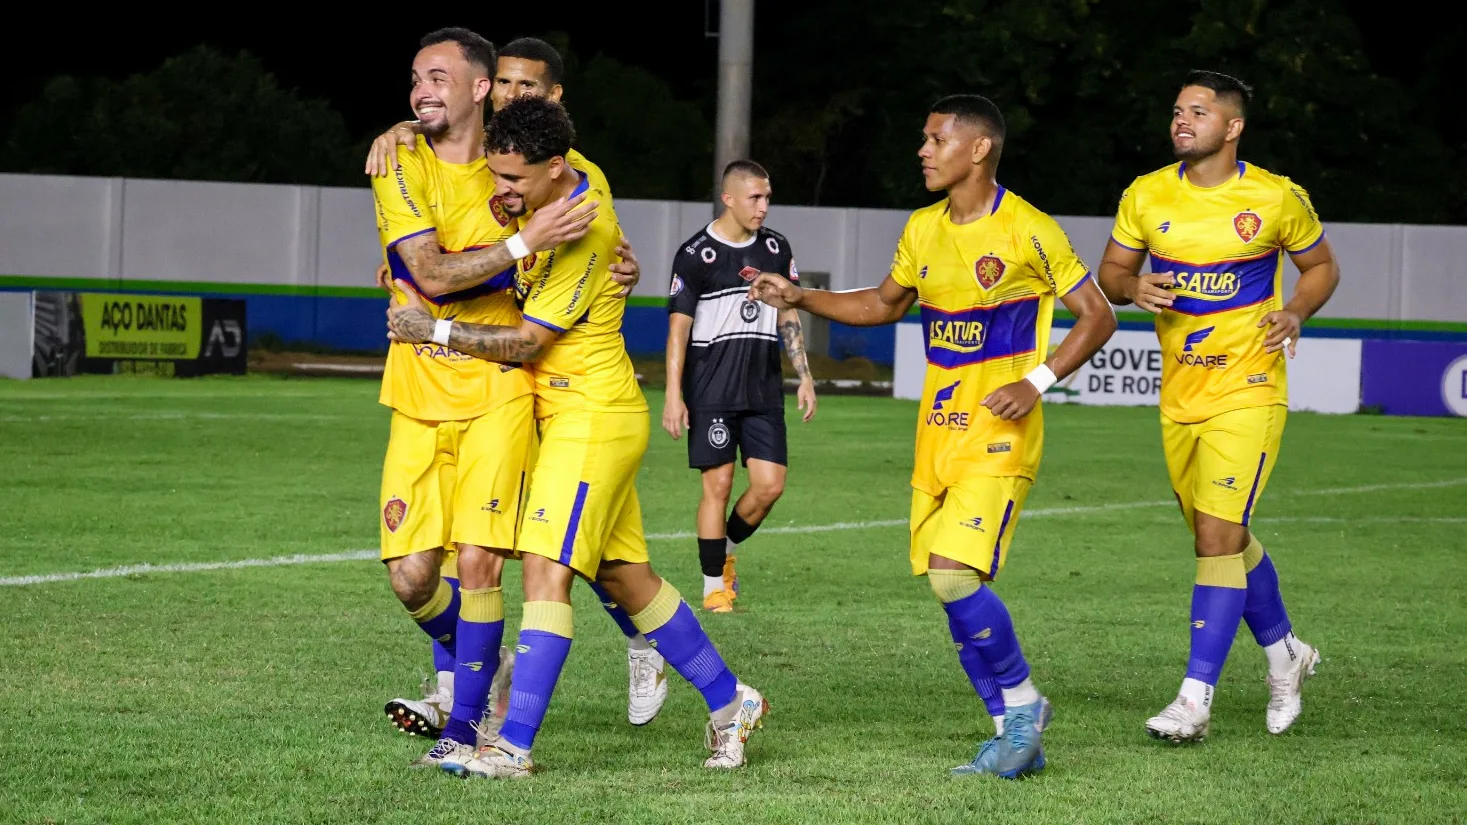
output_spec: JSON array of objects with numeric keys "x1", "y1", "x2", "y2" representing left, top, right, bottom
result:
[
  {"x1": 391, "y1": 192, "x2": 600, "y2": 299},
  {"x1": 386, "y1": 279, "x2": 557, "y2": 363},
  {"x1": 777, "y1": 307, "x2": 818, "y2": 422}
]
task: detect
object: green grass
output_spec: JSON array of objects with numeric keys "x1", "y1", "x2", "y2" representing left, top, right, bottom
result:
[{"x1": 1, "y1": 374, "x2": 1465, "y2": 824}]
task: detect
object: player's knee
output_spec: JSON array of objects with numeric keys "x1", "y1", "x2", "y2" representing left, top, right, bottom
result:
[
  {"x1": 701, "y1": 468, "x2": 734, "y2": 503},
  {"x1": 750, "y1": 475, "x2": 785, "y2": 508},
  {"x1": 1192, "y1": 517, "x2": 1248, "y2": 557},
  {"x1": 387, "y1": 551, "x2": 441, "y2": 610}
]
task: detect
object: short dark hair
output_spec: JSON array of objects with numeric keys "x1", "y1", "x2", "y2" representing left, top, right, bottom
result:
[
  {"x1": 498, "y1": 37, "x2": 565, "y2": 87},
  {"x1": 722, "y1": 159, "x2": 769, "y2": 187},
  {"x1": 1183, "y1": 69, "x2": 1253, "y2": 117},
  {"x1": 420, "y1": 27, "x2": 496, "y2": 76},
  {"x1": 485, "y1": 95, "x2": 576, "y2": 165},
  {"x1": 929, "y1": 94, "x2": 1006, "y2": 154}
]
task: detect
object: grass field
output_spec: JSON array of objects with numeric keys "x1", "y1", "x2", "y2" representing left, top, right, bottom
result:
[{"x1": 2, "y1": 374, "x2": 1464, "y2": 824}]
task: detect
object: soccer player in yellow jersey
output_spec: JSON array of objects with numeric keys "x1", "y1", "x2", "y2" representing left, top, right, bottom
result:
[
  {"x1": 750, "y1": 94, "x2": 1117, "y2": 778},
  {"x1": 370, "y1": 28, "x2": 635, "y2": 770},
  {"x1": 387, "y1": 95, "x2": 769, "y2": 779},
  {"x1": 370, "y1": 34, "x2": 672, "y2": 740},
  {"x1": 1096, "y1": 70, "x2": 1340, "y2": 743}
]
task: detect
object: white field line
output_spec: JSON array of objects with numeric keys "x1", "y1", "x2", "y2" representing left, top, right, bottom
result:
[{"x1": 2, "y1": 477, "x2": 1462, "y2": 588}]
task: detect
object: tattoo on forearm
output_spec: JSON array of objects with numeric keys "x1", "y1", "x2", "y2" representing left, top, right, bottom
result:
[
  {"x1": 392, "y1": 310, "x2": 434, "y2": 343},
  {"x1": 779, "y1": 318, "x2": 811, "y2": 378},
  {"x1": 448, "y1": 323, "x2": 543, "y2": 363},
  {"x1": 400, "y1": 237, "x2": 517, "y2": 294}
]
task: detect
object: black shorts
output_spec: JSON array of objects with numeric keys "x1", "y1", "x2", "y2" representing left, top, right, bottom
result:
[{"x1": 687, "y1": 407, "x2": 787, "y2": 469}]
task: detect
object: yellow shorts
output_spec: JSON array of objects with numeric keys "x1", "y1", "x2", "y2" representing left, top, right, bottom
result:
[
  {"x1": 909, "y1": 476, "x2": 1032, "y2": 580},
  {"x1": 379, "y1": 395, "x2": 534, "y2": 561},
  {"x1": 517, "y1": 409, "x2": 650, "y2": 579},
  {"x1": 1162, "y1": 403, "x2": 1285, "y2": 529}
]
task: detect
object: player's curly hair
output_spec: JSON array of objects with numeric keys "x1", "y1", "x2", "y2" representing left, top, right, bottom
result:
[{"x1": 484, "y1": 95, "x2": 576, "y2": 165}]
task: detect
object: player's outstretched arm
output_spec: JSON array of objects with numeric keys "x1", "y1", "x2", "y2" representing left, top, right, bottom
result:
[
  {"x1": 1096, "y1": 240, "x2": 1175, "y2": 313},
  {"x1": 749, "y1": 273, "x2": 916, "y2": 327},
  {"x1": 365, "y1": 120, "x2": 423, "y2": 177},
  {"x1": 778, "y1": 307, "x2": 817, "y2": 422},
  {"x1": 391, "y1": 192, "x2": 599, "y2": 298},
  {"x1": 981, "y1": 278, "x2": 1117, "y2": 421},
  {"x1": 386, "y1": 279, "x2": 557, "y2": 363},
  {"x1": 1261, "y1": 237, "x2": 1340, "y2": 358}
]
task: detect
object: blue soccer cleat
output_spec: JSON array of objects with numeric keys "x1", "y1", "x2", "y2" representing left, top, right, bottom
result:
[
  {"x1": 951, "y1": 697, "x2": 1052, "y2": 778},
  {"x1": 992, "y1": 696, "x2": 1052, "y2": 779}
]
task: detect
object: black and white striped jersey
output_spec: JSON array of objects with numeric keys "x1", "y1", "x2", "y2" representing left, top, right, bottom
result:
[{"x1": 667, "y1": 222, "x2": 799, "y2": 412}]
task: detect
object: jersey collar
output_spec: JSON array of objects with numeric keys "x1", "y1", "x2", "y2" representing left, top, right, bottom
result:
[
  {"x1": 706, "y1": 221, "x2": 758, "y2": 248},
  {"x1": 1177, "y1": 160, "x2": 1247, "y2": 191}
]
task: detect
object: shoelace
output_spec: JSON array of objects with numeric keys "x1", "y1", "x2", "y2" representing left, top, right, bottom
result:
[
  {"x1": 630, "y1": 654, "x2": 656, "y2": 699},
  {"x1": 1265, "y1": 673, "x2": 1293, "y2": 710},
  {"x1": 1003, "y1": 710, "x2": 1036, "y2": 752},
  {"x1": 1157, "y1": 701, "x2": 1196, "y2": 725}
]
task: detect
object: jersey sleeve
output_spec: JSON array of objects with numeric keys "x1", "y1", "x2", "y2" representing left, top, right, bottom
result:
[
  {"x1": 667, "y1": 247, "x2": 702, "y2": 317},
  {"x1": 520, "y1": 218, "x2": 614, "y2": 333},
  {"x1": 888, "y1": 215, "x2": 922, "y2": 288},
  {"x1": 1109, "y1": 180, "x2": 1148, "y2": 252},
  {"x1": 781, "y1": 241, "x2": 799, "y2": 283},
  {"x1": 370, "y1": 153, "x2": 437, "y2": 250},
  {"x1": 1025, "y1": 211, "x2": 1092, "y2": 297},
  {"x1": 1278, "y1": 179, "x2": 1326, "y2": 254}
]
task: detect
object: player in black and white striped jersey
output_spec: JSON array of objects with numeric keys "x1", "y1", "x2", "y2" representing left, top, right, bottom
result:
[{"x1": 662, "y1": 160, "x2": 817, "y2": 614}]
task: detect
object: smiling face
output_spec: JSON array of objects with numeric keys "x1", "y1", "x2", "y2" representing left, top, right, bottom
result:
[
  {"x1": 491, "y1": 57, "x2": 563, "y2": 113},
  {"x1": 409, "y1": 41, "x2": 488, "y2": 137},
  {"x1": 486, "y1": 149, "x2": 570, "y2": 215},
  {"x1": 1171, "y1": 85, "x2": 1243, "y2": 161}
]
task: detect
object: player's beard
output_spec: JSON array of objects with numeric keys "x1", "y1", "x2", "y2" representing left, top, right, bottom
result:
[{"x1": 1173, "y1": 131, "x2": 1224, "y2": 162}]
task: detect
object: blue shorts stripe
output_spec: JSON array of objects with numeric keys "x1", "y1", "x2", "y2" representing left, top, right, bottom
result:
[{"x1": 558, "y1": 481, "x2": 590, "y2": 567}]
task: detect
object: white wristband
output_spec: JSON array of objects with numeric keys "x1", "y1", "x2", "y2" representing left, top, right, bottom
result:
[
  {"x1": 432, "y1": 318, "x2": 453, "y2": 346},
  {"x1": 505, "y1": 232, "x2": 531, "y2": 260},
  {"x1": 1024, "y1": 363, "x2": 1057, "y2": 393}
]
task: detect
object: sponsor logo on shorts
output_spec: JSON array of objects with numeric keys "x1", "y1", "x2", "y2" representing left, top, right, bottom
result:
[
  {"x1": 383, "y1": 496, "x2": 407, "y2": 533},
  {"x1": 960, "y1": 516, "x2": 985, "y2": 532},
  {"x1": 529, "y1": 507, "x2": 549, "y2": 524},
  {"x1": 1212, "y1": 477, "x2": 1239, "y2": 490},
  {"x1": 483, "y1": 498, "x2": 502, "y2": 514},
  {"x1": 1248, "y1": 373, "x2": 1269, "y2": 384},
  {"x1": 987, "y1": 442, "x2": 1011, "y2": 453},
  {"x1": 550, "y1": 377, "x2": 570, "y2": 388}
]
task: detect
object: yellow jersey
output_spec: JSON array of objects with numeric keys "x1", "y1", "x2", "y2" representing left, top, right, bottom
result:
[
  {"x1": 373, "y1": 135, "x2": 530, "y2": 422},
  {"x1": 891, "y1": 187, "x2": 1092, "y2": 494},
  {"x1": 513, "y1": 171, "x2": 647, "y2": 419},
  {"x1": 1110, "y1": 161, "x2": 1325, "y2": 423}
]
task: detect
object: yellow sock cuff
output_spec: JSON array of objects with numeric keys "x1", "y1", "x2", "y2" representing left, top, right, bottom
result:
[
  {"x1": 409, "y1": 578, "x2": 454, "y2": 623},
  {"x1": 928, "y1": 569, "x2": 983, "y2": 603},
  {"x1": 629, "y1": 578, "x2": 682, "y2": 634},
  {"x1": 522, "y1": 600, "x2": 574, "y2": 638},
  {"x1": 1196, "y1": 552, "x2": 1247, "y2": 589},
  {"x1": 461, "y1": 587, "x2": 504, "y2": 623},
  {"x1": 1242, "y1": 535, "x2": 1265, "y2": 573}
]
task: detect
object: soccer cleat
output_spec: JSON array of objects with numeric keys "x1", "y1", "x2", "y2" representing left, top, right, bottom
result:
[
  {"x1": 385, "y1": 674, "x2": 452, "y2": 739},
  {"x1": 989, "y1": 697, "x2": 1051, "y2": 779},
  {"x1": 703, "y1": 589, "x2": 735, "y2": 614},
  {"x1": 704, "y1": 682, "x2": 769, "y2": 769},
  {"x1": 722, "y1": 553, "x2": 739, "y2": 599},
  {"x1": 447, "y1": 743, "x2": 533, "y2": 780},
  {"x1": 1145, "y1": 695, "x2": 1211, "y2": 743},
  {"x1": 953, "y1": 698, "x2": 1051, "y2": 777},
  {"x1": 476, "y1": 644, "x2": 515, "y2": 742},
  {"x1": 1265, "y1": 639, "x2": 1320, "y2": 734},
  {"x1": 411, "y1": 736, "x2": 473, "y2": 769},
  {"x1": 627, "y1": 643, "x2": 669, "y2": 726}
]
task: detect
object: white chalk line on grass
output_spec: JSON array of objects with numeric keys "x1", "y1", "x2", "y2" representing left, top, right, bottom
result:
[{"x1": 3, "y1": 477, "x2": 1463, "y2": 588}]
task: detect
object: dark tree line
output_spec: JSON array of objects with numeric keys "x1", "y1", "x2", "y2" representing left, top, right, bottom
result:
[{"x1": 6, "y1": 0, "x2": 1461, "y2": 224}]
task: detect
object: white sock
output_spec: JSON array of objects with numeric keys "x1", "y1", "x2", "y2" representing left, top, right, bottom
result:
[
  {"x1": 1179, "y1": 677, "x2": 1214, "y2": 711},
  {"x1": 992, "y1": 715, "x2": 1005, "y2": 736},
  {"x1": 725, "y1": 537, "x2": 739, "y2": 554},
  {"x1": 1262, "y1": 632, "x2": 1301, "y2": 675},
  {"x1": 1001, "y1": 678, "x2": 1040, "y2": 708},
  {"x1": 628, "y1": 634, "x2": 652, "y2": 651},
  {"x1": 703, "y1": 574, "x2": 724, "y2": 597},
  {"x1": 436, "y1": 671, "x2": 454, "y2": 694}
]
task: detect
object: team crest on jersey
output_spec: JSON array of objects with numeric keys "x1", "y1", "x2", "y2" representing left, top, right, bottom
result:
[
  {"x1": 974, "y1": 256, "x2": 1006, "y2": 288},
  {"x1": 521, "y1": 251, "x2": 537, "y2": 271},
  {"x1": 383, "y1": 497, "x2": 407, "y2": 533},
  {"x1": 1233, "y1": 211, "x2": 1262, "y2": 242},
  {"x1": 670, "y1": 274, "x2": 684, "y2": 296},
  {"x1": 739, "y1": 265, "x2": 759, "y2": 282},
  {"x1": 488, "y1": 195, "x2": 512, "y2": 227}
]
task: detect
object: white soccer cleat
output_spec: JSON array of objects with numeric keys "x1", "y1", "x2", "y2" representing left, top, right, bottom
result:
[
  {"x1": 1266, "y1": 639, "x2": 1320, "y2": 734},
  {"x1": 477, "y1": 645, "x2": 515, "y2": 742},
  {"x1": 1145, "y1": 695, "x2": 1211, "y2": 743},
  {"x1": 704, "y1": 682, "x2": 769, "y2": 769},
  {"x1": 411, "y1": 736, "x2": 474, "y2": 769},
  {"x1": 385, "y1": 673, "x2": 452, "y2": 738},
  {"x1": 627, "y1": 643, "x2": 668, "y2": 726},
  {"x1": 452, "y1": 743, "x2": 533, "y2": 780}
]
